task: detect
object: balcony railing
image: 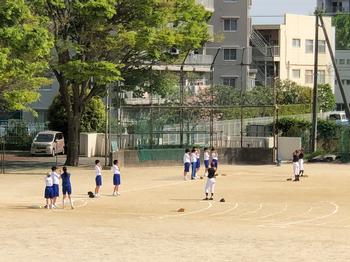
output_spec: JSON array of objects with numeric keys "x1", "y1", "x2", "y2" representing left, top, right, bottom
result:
[
  {"x1": 195, "y1": 0, "x2": 214, "y2": 12},
  {"x1": 185, "y1": 54, "x2": 213, "y2": 65},
  {"x1": 252, "y1": 45, "x2": 280, "y2": 58}
]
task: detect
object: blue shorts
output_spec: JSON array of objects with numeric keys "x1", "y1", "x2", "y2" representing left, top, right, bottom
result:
[
  {"x1": 196, "y1": 159, "x2": 200, "y2": 168},
  {"x1": 204, "y1": 160, "x2": 209, "y2": 168},
  {"x1": 184, "y1": 162, "x2": 190, "y2": 172},
  {"x1": 62, "y1": 185, "x2": 72, "y2": 195},
  {"x1": 212, "y1": 159, "x2": 218, "y2": 168},
  {"x1": 113, "y1": 174, "x2": 121, "y2": 186},
  {"x1": 52, "y1": 184, "x2": 59, "y2": 197},
  {"x1": 96, "y1": 175, "x2": 102, "y2": 186},
  {"x1": 44, "y1": 186, "x2": 53, "y2": 199}
]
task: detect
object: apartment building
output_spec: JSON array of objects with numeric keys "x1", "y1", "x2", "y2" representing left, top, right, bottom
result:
[
  {"x1": 206, "y1": 0, "x2": 254, "y2": 90},
  {"x1": 252, "y1": 14, "x2": 335, "y2": 89},
  {"x1": 335, "y1": 50, "x2": 350, "y2": 110},
  {"x1": 318, "y1": 0, "x2": 350, "y2": 13}
]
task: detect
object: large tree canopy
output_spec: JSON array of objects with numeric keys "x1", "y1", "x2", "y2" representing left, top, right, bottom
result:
[
  {"x1": 31, "y1": 0, "x2": 211, "y2": 165},
  {"x1": 0, "y1": 0, "x2": 52, "y2": 112},
  {"x1": 332, "y1": 14, "x2": 350, "y2": 49}
]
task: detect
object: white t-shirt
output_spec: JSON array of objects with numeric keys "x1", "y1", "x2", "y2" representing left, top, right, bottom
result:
[
  {"x1": 113, "y1": 164, "x2": 120, "y2": 175},
  {"x1": 212, "y1": 152, "x2": 218, "y2": 160},
  {"x1": 95, "y1": 165, "x2": 102, "y2": 177},
  {"x1": 204, "y1": 151, "x2": 210, "y2": 161},
  {"x1": 183, "y1": 153, "x2": 190, "y2": 164},
  {"x1": 191, "y1": 153, "x2": 197, "y2": 163},
  {"x1": 196, "y1": 151, "x2": 200, "y2": 159},
  {"x1": 45, "y1": 176, "x2": 53, "y2": 187},
  {"x1": 50, "y1": 171, "x2": 60, "y2": 185}
]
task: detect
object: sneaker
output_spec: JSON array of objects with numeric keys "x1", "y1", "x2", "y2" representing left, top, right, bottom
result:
[
  {"x1": 203, "y1": 197, "x2": 209, "y2": 200},
  {"x1": 71, "y1": 206, "x2": 74, "y2": 210},
  {"x1": 52, "y1": 205, "x2": 57, "y2": 209},
  {"x1": 209, "y1": 197, "x2": 214, "y2": 200},
  {"x1": 112, "y1": 192, "x2": 117, "y2": 196},
  {"x1": 116, "y1": 192, "x2": 121, "y2": 196},
  {"x1": 44, "y1": 205, "x2": 48, "y2": 209}
]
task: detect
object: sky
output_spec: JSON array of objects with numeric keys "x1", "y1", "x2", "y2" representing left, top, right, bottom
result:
[{"x1": 251, "y1": 0, "x2": 317, "y2": 24}]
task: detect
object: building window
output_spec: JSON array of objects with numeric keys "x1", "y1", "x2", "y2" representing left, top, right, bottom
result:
[
  {"x1": 292, "y1": 39, "x2": 301, "y2": 48},
  {"x1": 292, "y1": 69, "x2": 301, "y2": 78},
  {"x1": 347, "y1": 80, "x2": 350, "y2": 85},
  {"x1": 305, "y1": 70, "x2": 313, "y2": 84},
  {"x1": 318, "y1": 40, "x2": 326, "y2": 53},
  {"x1": 339, "y1": 59, "x2": 345, "y2": 64},
  {"x1": 223, "y1": 48, "x2": 237, "y2": 61},
  {"x1": 223, "y1": 18, "x2": 238, "y2": 31},
  {"x1": 305, "y1": 40, "x2": 314, "y2": 53},
  {"x1": 222, "y1": 77, "x2": 236, "y2": 87},
  {"x1": 318, "y1": 70, "x2": 325, "y2": 84},
  {"x1": 347, "y1": 59, "x2": 350, "y2": 64}
]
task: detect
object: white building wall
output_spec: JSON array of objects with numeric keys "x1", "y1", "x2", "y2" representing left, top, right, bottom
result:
[{"x1": 279, "y1": 14, "x2": 335, "y2": 89}]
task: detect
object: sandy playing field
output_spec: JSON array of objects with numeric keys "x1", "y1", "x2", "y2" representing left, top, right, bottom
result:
[{"x1": 1, "y1": 163, "x2": 350, "y2": 261}]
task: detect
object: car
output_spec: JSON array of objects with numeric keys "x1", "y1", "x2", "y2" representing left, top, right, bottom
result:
[
  {"x1": 308, "y1": 154, "x2": 337, "y2": 163},
  {"x1": 30, "y1": 131, "x2": 65, "y2": 156}
]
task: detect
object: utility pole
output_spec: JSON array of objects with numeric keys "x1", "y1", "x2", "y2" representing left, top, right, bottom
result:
[
  {"x1": 210, "y1": 48, "x2": 221, "y2": 147},
  {"x1": 311, "y1": 11, "x2": 319, "y2": 153},
  {"x1": 319, "y1": 14, "x2": 350, "y2": 120}
]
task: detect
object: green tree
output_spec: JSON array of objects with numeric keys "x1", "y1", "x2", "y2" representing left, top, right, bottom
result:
[
  {"x1": 0, "y1": 0, "x2": 52, "y2": 112},
  {"x1": 32, "y1": 0, "x2": 210, "y2": 165},
  {"x1": 48, "y1": 94, "x2": 105, "y2": 140},
  {"x1": 332, "y1": 14, "x2": 350, "y2": 49},
  {"x1": 276, "y1": 80, "x2": 312, "y2": 105},
  {"x1": 318, "y1": 83, "x2": 336, "y2": 112}
]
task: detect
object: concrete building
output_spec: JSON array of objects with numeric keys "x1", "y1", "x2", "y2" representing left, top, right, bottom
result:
[
  {"x1": 335, "y1": 50, "x2": 350, "y2": 110},
  {"x1": 206, "y1": 0, "x2": 254, "y2": 90},
  {"x1": 318, "y1": 0, "x2": 350, "y2": 13},
  {"x1": 252, "y1": 14, "x2": 335, "y2": 89}
]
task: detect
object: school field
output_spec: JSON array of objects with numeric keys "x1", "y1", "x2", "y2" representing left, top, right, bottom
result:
[{"x1": 1, "y1": 163, "x2": 350, "y2": 261}]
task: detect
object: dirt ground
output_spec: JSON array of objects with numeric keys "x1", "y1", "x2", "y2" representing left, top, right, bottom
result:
[{"x1": 1, "y1": 163, "x2": 350, "y2": 261}]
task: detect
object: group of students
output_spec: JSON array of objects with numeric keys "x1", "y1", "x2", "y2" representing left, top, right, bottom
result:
[
  {"x1": 44, "y1": 166, "x2": 73, "y2": 209},
  {"x1": 183, "y1": 147, "x2": 219, "y2": 200},
  {"x1": 291, "y1": 148, "x2": 305, "y2": 182},
  {"x1": 43, "y1": 159, "x2": 122, "y2": 209}
]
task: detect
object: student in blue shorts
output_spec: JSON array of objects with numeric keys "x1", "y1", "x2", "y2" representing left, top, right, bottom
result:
[
  {"x1": 95, "y1": 159, "x2": 102, "y2": 197},
  {"x1": 44, "y1": 174, "x2": 53, "y2": 209},
  {"x1": 191, "y1": 148, "x2": 197, "y2": 180},
  {"x1": 112, "y1": 160, "x2": 121, "y2": 196},
  {"x1": 50, "y1": 166, "x2": 60, "y2": 208},
  {"x1": 183, "y1": 149, "x2": 191, "y2": 180},
  {"x1": 203, "y1": 147, "x2": 210, "y2": 178},
  {"x1": 61, "y1": 166, "x2": 74, "y2": 209}
]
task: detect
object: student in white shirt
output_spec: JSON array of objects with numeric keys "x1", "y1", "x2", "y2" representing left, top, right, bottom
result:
[
  {"x1": 44, "y1": 174, "x2": 53, "y2": 209},
  {"x1": 112, "y1": 160, "x2": 121, "y2": 196},
  {"x1": 211, "y1": 147, "x2": 219, "y2": 171},
  {"x1": 183, "y1": 149, "x2": 191, "y2": 181},
  {"x1": 50, "y1": 166, "x2": 60, "y2": 208},
  {"x1": 203, "y1": 147, "x2": 210, "y2": 178},
  {"x1": 191, "y1": 149, "x2": 197, "y2": 180},
  {"x1": 95, "y1": 159, "x2": 102, "y2": 197}
]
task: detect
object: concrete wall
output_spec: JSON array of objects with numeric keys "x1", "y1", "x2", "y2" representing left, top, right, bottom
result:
[
  {"x1": 80, "y1": 133, "x2": 106, "y2": 157},
  {"x1": 277, "y1": 137, "x2": 302, "y2": 161},
  {"x1": 113, "y1": 148, "x2": 273, "y2": 167}
]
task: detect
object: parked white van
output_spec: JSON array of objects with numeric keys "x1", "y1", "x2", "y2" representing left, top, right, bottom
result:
[
  {"x1": 30, "y1": 131, "x2": 65, "y2": 156},
  {"x1": 327, "y1": 111, "x2": 349, "y2": 124}
]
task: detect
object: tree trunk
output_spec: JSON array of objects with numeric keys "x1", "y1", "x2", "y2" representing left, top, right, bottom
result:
[{"x1": 65, "y1": 113, "x2": 81, "y2": 166}]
